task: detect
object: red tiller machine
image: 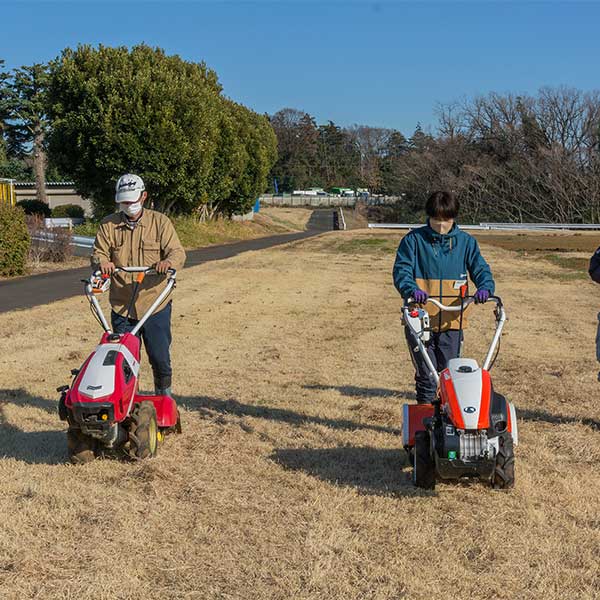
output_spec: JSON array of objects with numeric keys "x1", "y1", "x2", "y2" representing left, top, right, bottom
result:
[{"x1": 57, "y1": 267, "x2": 181, "y2": 463}]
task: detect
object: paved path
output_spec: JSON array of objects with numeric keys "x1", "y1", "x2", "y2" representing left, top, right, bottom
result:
[
  {"x1": 0, "y1": 229, "x2": 319, "y2": 314},
  {"x1": 306, "y1": 209, "x2": 337, "y2": 231}
]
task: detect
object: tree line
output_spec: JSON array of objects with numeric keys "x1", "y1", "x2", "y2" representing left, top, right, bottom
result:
[
  {"x1": 0, "y1": 45, "x2": 277, "y2": 218},
  {"x1": 3, "y1": 46, "x2": 599, "y2": 224},
  {"x1": 271, "y1": 88, "x2": 600, "y2": 223}
]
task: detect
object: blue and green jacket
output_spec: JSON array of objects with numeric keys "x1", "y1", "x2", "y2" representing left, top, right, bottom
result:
[{"x1": 393, "y1": 222, "x2": 495, "y2": 331}]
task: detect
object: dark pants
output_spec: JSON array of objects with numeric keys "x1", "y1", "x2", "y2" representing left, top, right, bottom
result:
[
  {"x1": 405, "y1": 327, "x2": 462, "y2": 403},
  {"x1": 111, "y1": 302, "x2": 172, "y2": 391}
]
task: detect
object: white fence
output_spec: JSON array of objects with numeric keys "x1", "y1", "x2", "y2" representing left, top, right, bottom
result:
[
  {"x1": 368, "y1": 222, "x2": 600, "y2": 231},
  {"x1": 261, "y1": 195, "x2": 356, "y2": 208}
]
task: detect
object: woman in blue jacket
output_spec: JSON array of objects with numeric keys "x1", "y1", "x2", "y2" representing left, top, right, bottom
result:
[{"x1": 393, "y1": 191, "x2": 495, "y2": 404}]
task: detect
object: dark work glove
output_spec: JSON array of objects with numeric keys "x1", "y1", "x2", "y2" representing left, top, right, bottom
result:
[
  {"x1": 474, "y1": 289, "x2": 490, "y2": 304},
  {"x1": 412, "y1": 289, "x2": 428, "y2": 304}
]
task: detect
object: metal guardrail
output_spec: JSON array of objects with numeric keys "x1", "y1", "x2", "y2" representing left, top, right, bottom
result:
[
  {"x1": 479, "y1": 222, "x2": 600, "y2": 230},
  {"x1": 72, "y1": 235, "x2": 94, "y2": 249},
  {"x1": 368, "y1": 222, "x2": 600, "y2": 231},
  {"x1": 339, "y1": 208, "x2": 347, "y2": 231},
  {"x1": 369, "y1": 223, "x2": 487, "y2": 230},
  {"x1": 33, "y1": 232, "x2": 94, "y2": 249},
  {"x1": 44, "y1": 217, "x2": 84, "y2": 228}
]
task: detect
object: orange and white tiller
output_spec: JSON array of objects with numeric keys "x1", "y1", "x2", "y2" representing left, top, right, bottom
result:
[{"x1": 402, "y1": 295, "x2": 517, "y2": 489}]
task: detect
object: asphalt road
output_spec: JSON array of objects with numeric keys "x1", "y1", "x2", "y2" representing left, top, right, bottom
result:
[
  {"x1": 0, "y1": 229, "x2": 320, "y2": 314},
  {"x1": 306, "y1": 208, "x2": 338, "y2": 231}
]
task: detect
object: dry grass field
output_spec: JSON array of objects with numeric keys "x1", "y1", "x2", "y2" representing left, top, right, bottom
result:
[
  {"x1": 259, "y1": 207, "x2": 314, "y2": 231},
  {"x1": 0, "y1": 228, "x2": 599, "y2": 599}
]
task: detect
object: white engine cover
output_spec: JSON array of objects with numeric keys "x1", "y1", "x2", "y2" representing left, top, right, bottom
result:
[
  {"x1": 445, "y1": 358, "x2": 483, "y2": 430},
  {"x1": 77, "y1": 343, "x2": 140, "y2": 399}
]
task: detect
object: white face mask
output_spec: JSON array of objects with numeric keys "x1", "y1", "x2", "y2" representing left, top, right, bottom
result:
[
  {"x1": 120, "y1": 201, "x2": 143, "y2": 218},
  {"x1": 430, "y1": 218, "x2": 454, "y2": 235}
]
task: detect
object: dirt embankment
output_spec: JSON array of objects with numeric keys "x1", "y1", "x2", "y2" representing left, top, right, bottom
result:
[{"x1": 0, "y1": 229, "x2": 598, "y2": 599}]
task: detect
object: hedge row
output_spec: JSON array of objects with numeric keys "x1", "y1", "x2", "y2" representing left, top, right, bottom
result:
[
  {"x1": 16, "y1": 200, "x2": 85, "y2": 219},
  {"x1": 0, "y1": 204, "x2": 30, "y2": 276}
]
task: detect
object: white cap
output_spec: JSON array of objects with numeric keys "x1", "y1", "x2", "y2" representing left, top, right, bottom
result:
[{"x1": 115, "y1": 173, "x2": 145, "y2": 203}]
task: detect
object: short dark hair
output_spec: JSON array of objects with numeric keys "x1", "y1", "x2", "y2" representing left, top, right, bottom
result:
[{"x1": 425, "y1": 191, "x2": 459, "y2": 219}]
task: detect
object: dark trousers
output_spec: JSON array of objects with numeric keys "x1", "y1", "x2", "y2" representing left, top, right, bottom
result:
[
  {"x1": 111, "y1": 302, "x2": 172, "y2": 391},
  {"x1": 405, "y1": 327, "x2": 462, "y2": 403}
]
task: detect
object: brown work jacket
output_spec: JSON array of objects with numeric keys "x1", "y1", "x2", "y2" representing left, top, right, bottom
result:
[{"x1": 91, "y1": 209, "x2": 186, "y2": 319}]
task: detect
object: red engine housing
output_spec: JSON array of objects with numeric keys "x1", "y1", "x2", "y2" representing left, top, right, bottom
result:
[
  {"x1": 65, "y1": 332, "x2": 178, "y2": 429},
  {"x1": 402, "y1": 363, "x2": 515, "y2": 447}
]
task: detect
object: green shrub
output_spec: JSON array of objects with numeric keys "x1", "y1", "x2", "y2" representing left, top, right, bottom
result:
[
  {"x1": 51, "y1": 203, "x2": 84, "y2": 218},
  {"x1": 17, "y1": 199, "x2": 51, "y2": 217},
  {"x1": 72, "y1": 220, "x2": 100, "y2": 236},
  {"x1": 0, "y1": 204, "x2": 31, "y2": 276}
]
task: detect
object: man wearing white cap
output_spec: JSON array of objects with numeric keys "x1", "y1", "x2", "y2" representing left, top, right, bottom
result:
[{"x1": 91, "y1": 174, "x2": 186, "y2": 396}]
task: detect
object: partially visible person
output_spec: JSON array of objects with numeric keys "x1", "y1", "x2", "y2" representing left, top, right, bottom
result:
[
  {"x1": 92, "y1": 173, "x2": 186, "y2": 396},
  {"x1": 587, "y1": 244, "x2": 600, "y2": 380},
  {"x1": 393, "y1": 191, "x2": 495, "y2": 404}
]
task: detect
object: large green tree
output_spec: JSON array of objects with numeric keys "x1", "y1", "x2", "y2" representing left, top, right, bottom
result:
[
  {"x1": 47, "y1": 44, "x2": 224, "y2": 216},
  {"x1": 317, "y1": 121, "x2": 360, "y2": 189},
  {"x1": 8, "y1": 63, "x2": 51, "y2": 201},
  {"x1": 226, "y1": 105, "x2": 277, "y2": 215},
  {"x1": 0, "y1": 60, "x2": 38, "y2": 183},
  {"x1": 203, "y1": 100, "x2": 276, "y2": 218},
  {"x1": 270, "y1": 108, "x2": 319, "y2": 192},
  {"x1": 0, "y1": 60, "x2": 9, "y2": 164}
]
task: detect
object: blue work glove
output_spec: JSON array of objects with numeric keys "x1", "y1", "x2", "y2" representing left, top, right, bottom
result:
[
  {"x1": 412, "y1": 289, "x2": 428, "y2": 304},
  {"x1": 474, "y1": 289, "x2": 490, "y2": 304}
]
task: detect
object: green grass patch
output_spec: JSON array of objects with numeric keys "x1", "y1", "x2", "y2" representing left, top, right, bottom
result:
[
  {"x1": 540, "y1": 254, "x2": 589, "y2": 279},
  {"x1": 73, "y1": 220, "x2": 101, "y2": 236},
  {"x1": 335, "y1": 237, "x2": 396, "y2": 254}
]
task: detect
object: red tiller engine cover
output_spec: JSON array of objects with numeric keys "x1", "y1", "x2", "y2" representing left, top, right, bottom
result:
[{"x1": 66, "y1": 332, "x2": 141, "y2": 422}]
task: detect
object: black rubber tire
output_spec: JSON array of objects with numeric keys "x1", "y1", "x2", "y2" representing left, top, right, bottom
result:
[
  {"x1": 128, "y1": 401, "x2": 159, "y2": 460},
  {"x1": 58, "y1": 392, "x2": 68, "y2": 421},
  {"x1": 492, "y1": 433, "x2": 515, "y2": 489},
  {"x1": 404, "y1": 445, "x2": 415, "y2": 467},
  {"x1": 67, "y1": 429, "x2": 96, "y2": 464},
  {"x1": 413, "y1": 430, "x2": 436, "y2": 489}
]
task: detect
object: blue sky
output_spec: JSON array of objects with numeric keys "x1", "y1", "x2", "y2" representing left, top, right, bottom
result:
[{"x1": 2, "y1": 1, "x2": 599, "y2": 135}]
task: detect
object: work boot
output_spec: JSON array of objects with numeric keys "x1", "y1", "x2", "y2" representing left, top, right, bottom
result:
[{"x1": 154, "y1": 374, "x2": 172, "y2": 397}]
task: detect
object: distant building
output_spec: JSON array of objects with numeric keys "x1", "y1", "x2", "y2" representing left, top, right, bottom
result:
[
  {"x1": 14, "y1": 181, "x2": 92, "y2": 216},
  {"x1": 329, "y1": 187, "x2": 355, "y2": 197}
]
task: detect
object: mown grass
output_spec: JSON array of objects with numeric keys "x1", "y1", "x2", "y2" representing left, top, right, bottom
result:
[
  {"x1": 322, "y1": 229, "x2": 596, "y2": 280},
  {"x1": 331, "y1": 237, "x2": 397, "y2": 254},
  {"x1": 0, "y1": 234, "x2": 598, "y2": 598},
  {"x1": 473, "y1": 231, "x2": 600, "y2": 253}
]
